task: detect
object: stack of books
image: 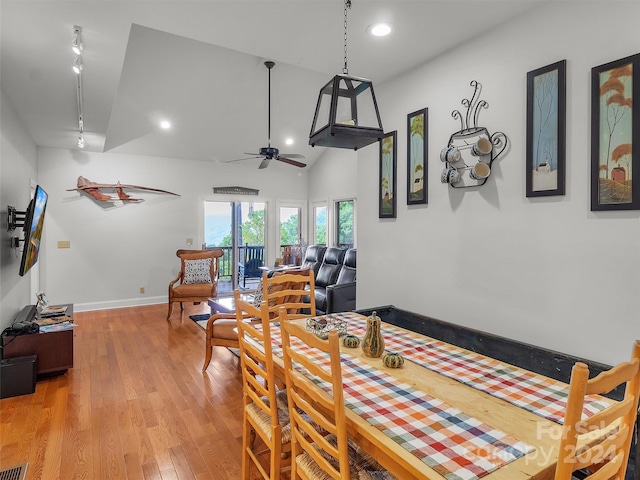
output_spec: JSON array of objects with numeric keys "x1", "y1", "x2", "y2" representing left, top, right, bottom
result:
[
  {"x1": 39, "y1": 305, "x2": 68, "y2": 317},
  {"x1": 37, "y1": 305, "x2": 76, "y2": 332}
]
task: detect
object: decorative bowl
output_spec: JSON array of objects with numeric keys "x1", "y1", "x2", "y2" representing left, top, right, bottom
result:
[{"x1": 306, "y1": 316, "x2": 347, "y2": 339}]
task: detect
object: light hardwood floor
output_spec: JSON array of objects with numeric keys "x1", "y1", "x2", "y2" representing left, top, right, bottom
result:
[{"x1": 0, "y1": 303, "x2": 244, "y2": 480}]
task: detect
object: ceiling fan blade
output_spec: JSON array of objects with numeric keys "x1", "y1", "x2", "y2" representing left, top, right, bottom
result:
[
  {"x1": 258, "y1": 157, "x2": 271, "y2": 169},
  {"x1": 279, "y1": 153, "x2": 305, "y2": 159},
  {"x1": 277, "y1": 156, "x2": 307, "y2": 168},
  {"x1": 224, "y1": 156, "x2": 262, "y2": 163},
  {"x1": 243, "y1": 152, "x2": 261, "y2": 156}
]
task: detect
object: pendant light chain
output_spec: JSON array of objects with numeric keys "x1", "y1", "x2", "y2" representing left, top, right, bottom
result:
[{"x1": 343, "y1": 0, "x2": 351, "y2": 75}]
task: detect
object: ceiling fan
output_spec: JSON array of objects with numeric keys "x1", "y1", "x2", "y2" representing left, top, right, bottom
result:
[{"x1": 228, "y1": 61, "x2": 306, "y2": 169}]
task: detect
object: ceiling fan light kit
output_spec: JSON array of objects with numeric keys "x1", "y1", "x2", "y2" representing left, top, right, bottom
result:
[{"x1": 309, "y1": 0, "x2": 384, "y2": 150}]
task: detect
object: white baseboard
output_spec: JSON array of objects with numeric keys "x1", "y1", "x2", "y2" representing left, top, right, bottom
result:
[{"x1": 73, "y1": 296, "x2": 166, "y2": 312}]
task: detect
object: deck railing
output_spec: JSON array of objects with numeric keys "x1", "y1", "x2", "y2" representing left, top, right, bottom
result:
[{"x1": 206, "y1": 244, "x2": 304, "y2": 279}]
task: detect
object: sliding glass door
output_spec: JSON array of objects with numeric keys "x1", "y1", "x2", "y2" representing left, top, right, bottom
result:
[{"x1": 204, "y1": 201, "x2": 266, "y2": 290}]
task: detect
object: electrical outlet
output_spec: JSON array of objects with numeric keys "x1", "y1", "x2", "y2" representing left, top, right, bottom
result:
[
  {"x1": 57, "y1": 240, "x2": 70, "y2": 248},
  {"x1": 186, "y1": 238, "x2": 193, "y2": 246},
  {"x1": 139, "y1": 287, "x2": 145, "y2": 294}
]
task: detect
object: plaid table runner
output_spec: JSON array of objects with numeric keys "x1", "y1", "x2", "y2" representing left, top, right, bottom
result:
[
  {"x1": 263, "y1": 324, "x2": 534, "y2": 480},
  {"x1": 325, "y1": 312, "x2": 612, "y2": 424}
]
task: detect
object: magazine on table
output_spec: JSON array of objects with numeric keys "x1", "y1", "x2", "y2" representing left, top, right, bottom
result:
[{"x1": 38, "y1": 322, "x2": 77, "y2": 333}]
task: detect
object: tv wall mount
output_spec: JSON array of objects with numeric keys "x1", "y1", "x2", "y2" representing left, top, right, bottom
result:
[
  {"x1": 7, "y1": 206, "x2": 26, "y2": 248},
  {"x1": 7, "y1": 206, "x2": 26, "y2": 231}
]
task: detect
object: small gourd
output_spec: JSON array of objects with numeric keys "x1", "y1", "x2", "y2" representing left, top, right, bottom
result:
[
  {"x1": 383, "y1": 352, "x2": 404, "y2": 369},
  {"x1": 343, "y1": 334, "x2": 360, "y2": 348},
  {"x1": 361, "y1": 311, "x2": 385, "y2": 358}
]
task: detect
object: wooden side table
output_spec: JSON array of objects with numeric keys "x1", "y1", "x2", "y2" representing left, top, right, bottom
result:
[{"x1": 2, "y1": 304, "x2": 74, "y2": 375}]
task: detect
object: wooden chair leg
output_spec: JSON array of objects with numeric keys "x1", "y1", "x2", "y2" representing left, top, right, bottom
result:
[
  {"x1": 167, "y1": 302, "x2": 173, "y2": 320},
  {"x1": 241, "y1": 414, "x2": 252, "y2": 480},
  {"x1": 202, "y1": 344, "x2": 212, "y2": 372},
  {"x1": 271, "y1": 438, "x2": 282, "y2": 480}
]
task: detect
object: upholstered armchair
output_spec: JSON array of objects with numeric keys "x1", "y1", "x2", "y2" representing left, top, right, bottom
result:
[{"x1": 167, "y1": 249, "x2": 223, "y2": 320}]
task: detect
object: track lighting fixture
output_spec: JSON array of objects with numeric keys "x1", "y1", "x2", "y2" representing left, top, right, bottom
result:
[{"x1": 72, "y1": 26, "x2": 86, "y2": 149}]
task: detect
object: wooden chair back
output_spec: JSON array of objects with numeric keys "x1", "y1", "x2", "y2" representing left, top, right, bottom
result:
[
  {"x1": 279, "y1": 309, "x2": 349, "y2": 480},
  {"x1": 261, "y1": 269, "x2": 315, "y2": 319},
  {"x1": 175, "y1": 249, "x2": 222, "y2": 284},
  {"x1": 201, "y1": 270, "x2": 314, "y2": 372},
  {"x1": 554, "y1": 340, "x2": 640, "y2": 480},
  {"x1": 234, "y1": 289, "x2": 283, "y2": 479}
]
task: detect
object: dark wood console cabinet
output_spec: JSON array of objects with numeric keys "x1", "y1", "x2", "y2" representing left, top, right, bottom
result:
[{"x1": 2, "y1": 304, "x2": 74, "y2": 375}]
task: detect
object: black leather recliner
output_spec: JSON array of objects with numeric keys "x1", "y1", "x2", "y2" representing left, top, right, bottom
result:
[
  {"x1": 326, "y1": 248, "x2": 356, "y2": 314},
  {"x1": 301, "y1": 245, "x2": 327, "y2": 278},
  {"x1": 314, "y1": 247, "x2": 346, "y2": 314}
]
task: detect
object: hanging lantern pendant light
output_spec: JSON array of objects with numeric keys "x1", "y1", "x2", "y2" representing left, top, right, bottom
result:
[{"x1": 309, "y1": 0, "x2": 384, "y2": 150}]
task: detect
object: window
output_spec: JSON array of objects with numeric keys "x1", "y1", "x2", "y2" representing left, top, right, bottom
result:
[
  {"x1": 313, "y1": 204, "x2": 327, "y2": 245},
  {"x1": 335, "y1": 199, "x2": 354, "y2": 248},
  {"x1": 279, "y1": 205, "x2": 302, "y2": 264},
  {"x1": 279, "y1": 206, "x2": 301, "y2": 247}
]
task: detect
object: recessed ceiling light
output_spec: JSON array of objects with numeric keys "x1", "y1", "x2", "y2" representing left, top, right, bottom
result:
[
  {"x1": 369, "y1": 23, "x2": 391, "y2": 37},
  {"x1": 160, "y1": 120, "x2": 171, "y2": 129},
  {"x1": 285, "y1": 138, "x2": 294, "y2": 146}
]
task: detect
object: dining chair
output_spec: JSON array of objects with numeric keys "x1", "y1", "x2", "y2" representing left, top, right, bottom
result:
[
  {"x1": 235, "y1": 291, "x2": 292, "y2": 480},
  {"x1": 279, "y1": 309, "x2": 395, "y2": 480},
  {"x1": 167, "y1": 248, "x2": 223, "y2": 320},
  {"x1": 260, "y1": 269, "x2": 316, "y2": 319},
  {"x1": 554, "y1": 339, "x2": 640, "y2": 480},
  {"x1": 202, "y1": 269, "x2": 315, "y2": 372}
]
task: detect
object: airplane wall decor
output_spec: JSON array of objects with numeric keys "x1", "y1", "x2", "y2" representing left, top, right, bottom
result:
[{"x1": 67, "y1": 176, "x2": 180, "y2": 203}]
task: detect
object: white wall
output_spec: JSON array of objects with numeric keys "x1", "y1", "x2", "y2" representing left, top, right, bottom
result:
[
  {"x1": 1, "y1": 88, "x2": 38, "y2": 330},
  {"x1": 356, "y1": 1, "x2": 640, "y2": 366},
  {"x1": 37, "y1": 147, "x2": 310, "y2": 311}
]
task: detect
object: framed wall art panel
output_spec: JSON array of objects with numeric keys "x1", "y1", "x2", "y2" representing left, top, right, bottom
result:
[
  {"x1": 591, "y1": 53, "x2": 640, "y2": 211},
  {"x1": 407, "y1": 108, "x2": 428, "y2": 205},
  {"x1": 526, "y1": 60, "x2": 566, "y2": 197},
  {"x1": 379, "y1": 131, "x2": 397, "y2": 218}
]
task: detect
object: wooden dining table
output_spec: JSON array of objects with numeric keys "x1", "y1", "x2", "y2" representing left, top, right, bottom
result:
[{"x1": 258, "y1": 312, "x2": 615, "y2": 480}]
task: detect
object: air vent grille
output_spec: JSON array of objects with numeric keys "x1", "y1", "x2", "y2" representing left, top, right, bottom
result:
[{"x1": 0, "y1": 463, "x2": 28, "y2": 480}]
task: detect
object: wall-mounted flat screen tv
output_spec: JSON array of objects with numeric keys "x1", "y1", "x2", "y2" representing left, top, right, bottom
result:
[{"x1": 19, "y1": 185, "x2": 48, "y2": 276}]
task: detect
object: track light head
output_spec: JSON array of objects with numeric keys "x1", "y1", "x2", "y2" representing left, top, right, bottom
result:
[
  {"x1": 72, "y1": 37, "x2": 84, "y2": 55},
  {"x1": 72, "y1": 56, "x2": 83, "y2": 74}
]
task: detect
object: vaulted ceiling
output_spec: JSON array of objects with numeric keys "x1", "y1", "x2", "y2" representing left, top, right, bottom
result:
[{"x1": 1, "y1": 0, "x2": 541, "y2": 170}]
